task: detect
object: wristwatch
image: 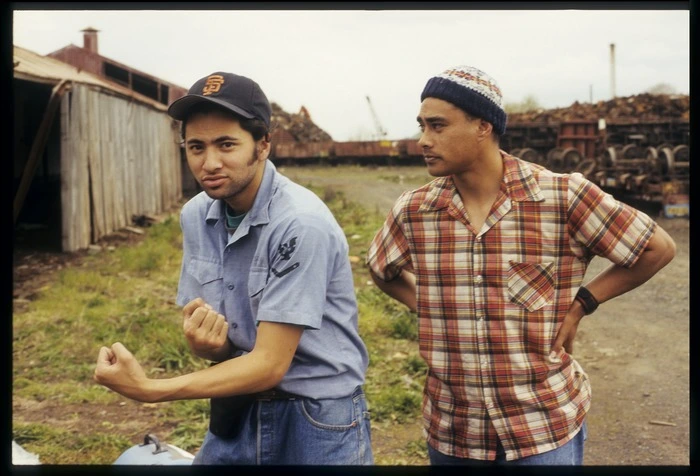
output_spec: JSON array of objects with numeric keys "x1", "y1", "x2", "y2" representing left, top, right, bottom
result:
[{"x1": 575, "y1": 286, "x2": 599, "y2": 315}]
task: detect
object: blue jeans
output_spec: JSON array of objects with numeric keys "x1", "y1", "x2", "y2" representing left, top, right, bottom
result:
[
  {"x1": 428, "y1": 422, "x2": 587, "y2": 466},
  {"x1": 193, "y1": 386, "x2": 373, "y2": 465}
]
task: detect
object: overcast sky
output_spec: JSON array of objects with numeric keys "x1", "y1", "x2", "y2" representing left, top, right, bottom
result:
[{"x1": 11, "y1": 5, "x2": 690, "y2": 142}]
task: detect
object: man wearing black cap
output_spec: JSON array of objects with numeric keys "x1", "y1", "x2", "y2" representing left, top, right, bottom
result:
[
  {"x1": 366, "y1": 65, "x2": 676, "y2": 465},
  {"x1": 95, "y1": 72, "x2": 373, "y2": 465}
]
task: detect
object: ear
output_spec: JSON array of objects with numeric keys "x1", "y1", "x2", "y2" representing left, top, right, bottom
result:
[
  {"x1": 477, "y1": 119, "x2": 493, "y2": 141},
  {"x1": 258, "y1": 136, "x2": 272, "y2": 160}
]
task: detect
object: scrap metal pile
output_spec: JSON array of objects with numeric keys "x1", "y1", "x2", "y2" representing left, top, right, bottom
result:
[
  {"x1": 503, "y1": 93, "x2": 690, "y2": 212},
  {"x1": 266, "y1": 93, "x2": 689, "y2": 214},
  {"x1": 507, "y1": 93, "x2": 690, "y2": 123},
  {"x1": 270, "y1": 102, "x2": 332, "y2": 143}
]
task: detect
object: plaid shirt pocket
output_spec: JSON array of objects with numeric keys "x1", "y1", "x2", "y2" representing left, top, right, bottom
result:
[{"x1": 507, "y1": 261, "x2": 555, "y2": 312}]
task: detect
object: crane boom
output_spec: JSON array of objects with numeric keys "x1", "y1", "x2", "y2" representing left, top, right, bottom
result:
[{"x1": 366, "y1": 96, "x2": 388, "y2": 139}]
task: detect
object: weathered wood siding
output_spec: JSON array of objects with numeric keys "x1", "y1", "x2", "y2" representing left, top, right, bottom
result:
[{"x1": 60, "y1": 84, "x2": 182, "y2": 251}]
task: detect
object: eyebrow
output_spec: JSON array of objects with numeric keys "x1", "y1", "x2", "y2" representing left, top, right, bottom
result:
[
  {"x1": 186, "y1": 135, "x2": 240, "y2": 145},
  {"x1": 417, "y1": 115, "x2": 446, "y2": 124}
]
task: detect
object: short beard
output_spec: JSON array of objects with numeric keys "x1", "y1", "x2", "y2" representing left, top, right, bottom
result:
[{"x1": 248, "y1": 146, "x2": 260, "y2": 166}]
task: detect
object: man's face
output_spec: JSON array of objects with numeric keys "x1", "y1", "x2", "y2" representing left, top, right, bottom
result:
[
  {"x1": 184, "y1": 109, "x2": 269, "y2": 211},
  {"x1": 416, "y1": 97, "x2": 484, "y2": 177}
]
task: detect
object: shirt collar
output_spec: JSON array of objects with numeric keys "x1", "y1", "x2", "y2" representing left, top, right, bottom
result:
[
  {"x1": 418, "y1": 151, "x2": 544, "y2": 213},
  {"x1": 502, "y1": 151, "x2": 545, "y2": 203}
]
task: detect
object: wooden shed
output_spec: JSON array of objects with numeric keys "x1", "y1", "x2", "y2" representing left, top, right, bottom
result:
[{"x1": 13, "y1": 45, "x2": 184, "y2": 252}]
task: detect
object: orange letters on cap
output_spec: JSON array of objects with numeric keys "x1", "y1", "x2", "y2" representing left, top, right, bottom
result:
[{"x1": 202, "y1": 75, "x2": 225, "y2": 96}]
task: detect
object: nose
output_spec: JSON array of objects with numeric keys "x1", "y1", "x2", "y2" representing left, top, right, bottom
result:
[
  {"x1": 417, "y1": 130, "x2": 431, "y2": 150},
  {"x1": 201, "y1": 147, "x2": 223, "y2": 173}
]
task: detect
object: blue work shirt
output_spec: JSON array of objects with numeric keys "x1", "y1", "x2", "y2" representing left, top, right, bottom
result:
[{"x1": 176, "y1": 161, "x2": 369, "y2": 399}]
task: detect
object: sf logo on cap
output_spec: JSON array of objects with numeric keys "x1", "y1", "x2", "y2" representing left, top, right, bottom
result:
[{"x1": 202, "y1": 75, "x2": 225, "y2": 96}]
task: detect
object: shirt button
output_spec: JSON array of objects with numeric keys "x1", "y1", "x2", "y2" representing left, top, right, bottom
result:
[
  {"x1": 481, "y1": 360, "x2": 488, "y2": 368},
  {"x1": 476, "y1": 235, "x2": 482, "y2": 242},
  {"x1": 228, "y1": 284, "x2": 235, "y2": 290},
  {"x1": 231, "y1": 323, "x2": 238, "y2": 329},
  {"x1": 475, "y1": 275, "x2": 483, "y2": 284}
]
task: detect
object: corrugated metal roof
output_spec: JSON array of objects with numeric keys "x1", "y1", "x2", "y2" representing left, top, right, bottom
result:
[{"x1": 13, "y1": 45, "x2": 168, "y2": 111}]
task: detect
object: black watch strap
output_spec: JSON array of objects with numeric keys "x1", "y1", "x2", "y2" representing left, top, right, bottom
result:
[{"x1": 575, "y1": 286, "x2": 599, "y2": 315}]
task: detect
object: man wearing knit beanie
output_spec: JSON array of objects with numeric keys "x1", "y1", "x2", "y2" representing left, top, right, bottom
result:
[
  {"x1": 367, "y1": 65, "x2": 676, "y2": 465},
  {"x1": 420, "y1": 65, "x2": 507, "y2": 136}
]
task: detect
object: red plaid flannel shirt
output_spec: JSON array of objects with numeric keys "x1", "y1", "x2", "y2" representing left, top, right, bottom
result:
[{"x1": 366, "y1": 153, "x2": 656, "y2": 460}]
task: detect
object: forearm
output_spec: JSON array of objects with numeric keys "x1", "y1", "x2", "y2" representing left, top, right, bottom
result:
[
  {"x1": 134, "y1": 322, "x2": 303, "y2": 403},
  {"x1": 140, "y1": 350, "x2": 284, "y2": 403},
  {"x1": 370, "y1": 269, "x2": 417, "y2": 312},
  {"x1": 584, "y1": 226, "x2": 676, "y2": 305},
  {"x1": 550, "y1": 227, "x2": 675, "y2": 356}
]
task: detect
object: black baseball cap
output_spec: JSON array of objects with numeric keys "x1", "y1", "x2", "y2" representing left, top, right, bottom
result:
[{"x1": 168, "y1": 72, "x2": 271, "y2": 127}]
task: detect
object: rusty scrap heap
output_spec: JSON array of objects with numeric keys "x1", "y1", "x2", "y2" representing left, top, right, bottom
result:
[
  {"x1": 502, "y1": 93, "x2": 689, "y2": 217},
  {"x1": 508, "y1": 93, "x2": 690, "y2": 124},
  {"x1": 270, "y1": 102, "x2": 332, "y2": 142}
]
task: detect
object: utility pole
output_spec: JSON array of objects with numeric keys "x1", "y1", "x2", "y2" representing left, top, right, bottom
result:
[
  {"x1": 366, "y1": 96, "x2": 388, "y2": 140},
  {"x1": 610, "y1": 43, "x2": 617, "y2": 99}
]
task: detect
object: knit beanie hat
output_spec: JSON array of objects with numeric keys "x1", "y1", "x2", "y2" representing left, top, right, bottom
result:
[{"x1": 420, "y1": 65, "x2": 507, "y2": 135}]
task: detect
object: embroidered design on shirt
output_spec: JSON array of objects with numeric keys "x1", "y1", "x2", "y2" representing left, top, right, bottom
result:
[
  {"x1": 277, "y1": 237, "x2": 297, "y2": 260},
  {"x1": 271, "y1": 262, "x2": 299, "y2": 278},
  {"x1": 272, "y1": 237, "x2": 299, "y2": 277}
]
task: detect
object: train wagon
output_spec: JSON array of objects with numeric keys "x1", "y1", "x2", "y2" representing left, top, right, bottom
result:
[
  {"x1": 272, "y1": 140, "x2": 334, "y2": 166},
  {"x1": 332, "y1": 140, "x2": 401, "y2": 165}
]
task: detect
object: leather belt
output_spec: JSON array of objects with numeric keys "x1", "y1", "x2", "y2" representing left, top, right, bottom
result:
[{"x1": 254, "y1": 388, "x2": 300, "y2": 400}]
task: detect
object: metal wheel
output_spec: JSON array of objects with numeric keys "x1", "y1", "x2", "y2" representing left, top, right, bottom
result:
[
  {"x1": 546, "y1": 147, "x2": 564, "y2": 171},
  {"x1": 562, "y1": 147, "x2": 583, "y2": 171},
  {"x1": 657, "y1": 146, "x2": 675, "y2": 177},
  {"x1": 622, "y1": 143, "x2": 644, "y2": 159},
  {"x1": 519, "y1": 147, "x2": 542, "y2": 165}
]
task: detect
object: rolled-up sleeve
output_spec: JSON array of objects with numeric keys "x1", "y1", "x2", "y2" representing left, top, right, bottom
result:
[
  {"x1": 366, "y1": 192, "x2": 413, "y2": 281},
  {"x1": 567, "y1": 172, "x2": 656, "y2": 268}
]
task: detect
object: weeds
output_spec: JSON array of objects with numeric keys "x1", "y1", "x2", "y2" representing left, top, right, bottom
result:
[{"x1": 12, "y1": 181, "x2": 427, "y2": 464}]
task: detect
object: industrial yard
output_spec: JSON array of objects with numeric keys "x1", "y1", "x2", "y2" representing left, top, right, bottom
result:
[
  {"x1": 13, "y1": 25, "x2": 690, "y2": 467},
  {"x1": 12, "y1": 164, "x2": 689, "y2": 465},
  {"x1": 268, "y1": 91, "x2": 690, "y2": 219}
]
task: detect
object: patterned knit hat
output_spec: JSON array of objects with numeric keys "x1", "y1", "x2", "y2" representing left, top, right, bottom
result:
[{"x1": 420, "y1": 65, "x2": 507, "y2": 135}]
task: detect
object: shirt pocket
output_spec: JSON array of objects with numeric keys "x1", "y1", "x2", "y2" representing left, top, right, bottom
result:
[
  {"x1": 507, "y1": 260, "x2": 555, "y2": 312},
  {"x1": 188, "y1": 257, "x2": 224, "y2": 305},
  {"x1": 248, "y1": 267, "x2": 268, "y2": 316}
]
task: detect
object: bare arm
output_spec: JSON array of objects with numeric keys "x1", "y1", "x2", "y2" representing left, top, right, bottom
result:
[
  {"x1": 370, "y1": 269, "x2": 417, "y2": 313},
  {"x1": 94, "y1": 321, "x2": 304, "y2": 403},
  {"x1": 577, "y1": 224, "x2": 676, "y2": 304},
  {"x1": 551, "y1": 224, "x2": 677, "y2": 355}
]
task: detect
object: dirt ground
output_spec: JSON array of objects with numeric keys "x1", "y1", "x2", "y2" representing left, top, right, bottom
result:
[{"x1": 12, "y1": 165, "x2": 689, "y2": 466}]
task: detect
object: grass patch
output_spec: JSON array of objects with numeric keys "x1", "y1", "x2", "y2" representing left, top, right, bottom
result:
[
  {"x1": 13, "y1": 184, "x2": 427, "y2": 464},
  {"x1": 13, "y1": 422, "x2": 134, "y2": 464}
]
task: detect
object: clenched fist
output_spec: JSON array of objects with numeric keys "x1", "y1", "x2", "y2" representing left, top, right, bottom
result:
[
  {"x1": 94, "y1": 342, "x2": 153, "y2": 402},
  {"x1": 182, "y1": 298, "x2": 231, "y2": 360}
]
